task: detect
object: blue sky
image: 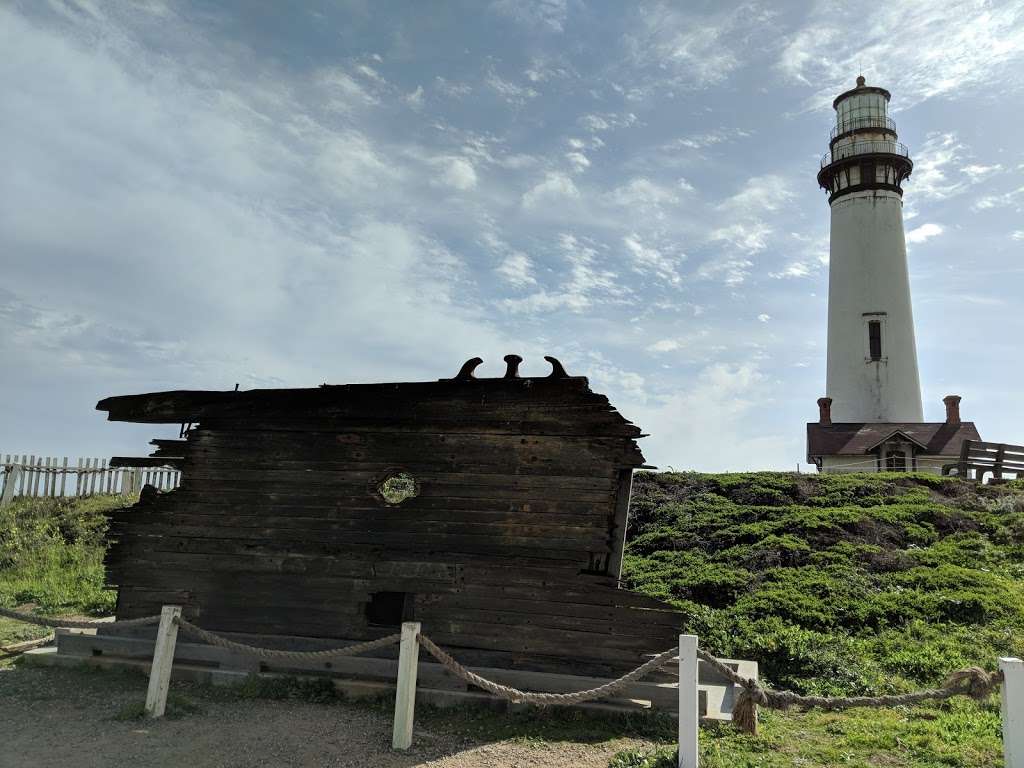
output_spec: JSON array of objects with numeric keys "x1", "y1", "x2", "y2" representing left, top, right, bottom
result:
[{"x1": 3, "y1": 0, "x2": 1023, "y2": 471}]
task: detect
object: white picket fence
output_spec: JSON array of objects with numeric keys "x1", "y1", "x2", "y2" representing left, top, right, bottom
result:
[{"x1": 0, "y1": 454, "x2": 181, "y2": 507}]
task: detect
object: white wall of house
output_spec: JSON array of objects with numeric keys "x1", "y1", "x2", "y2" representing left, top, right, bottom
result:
[{"x1": 820, "y1": 453, "x2": 959, "y2": 475}]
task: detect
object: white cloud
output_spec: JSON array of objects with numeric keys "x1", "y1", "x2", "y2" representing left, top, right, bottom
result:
[
  {"x1": 646, "y1": 338, "x2": 681, "y2": 353},
  {"x1": 434, "y1": 76, "x2": 472, "y2": 98},
  {"x1": 778, "y1": 0, "x2": 1024, "y2": 110},
  {"x1": 491, "y1": 0, "x2": 568, "y2": 33},
  {"x1": 973, "y1": 186, "x2": 1024, "y2": 211},
  {"x1": 435, "y1": 156, "x2": 478, "y2": 190},
  {"x1": 912, "y1": 133, "x2": 966, "y2": 200},
  {"x1": 1012, "y1": 231, "x2": 1024, "y2": 241},
  {"x1": 578, "y1": 112, "x2": 637, "y2": 133},
  {"x1": 502, "y1": 234, "x2": 626, "y2": 314},
  {"x1": 757, "y1": 314, "x2": 771, "y2": 323},
  {"x1": 405, "y1": 85, "x2": 424, "y2": 108},
  {"x1": 565, "y1": 151, "x2": 590, "y2": 172},
  {"x1": 623, "y1": 4, "x2": 776, "y2": 94},
  {"x1": 521, "y1": 171, "x2": 579, "y2": 208},
  {"x1": 631, "y1": 362, "x2": 794, "y2": 471},
  {"x1": 485, "y1": 71, "x2": 538, "y2": 105},
  {"x1": 608, "y1": 177, "x2": 681, "y2": 209},
  {"x1": 961, "y1": 163, "x2": 1002, "y2": 181},
  {"x1": 495, "y1": 252, "x2": 537, "y2": 287},
  {"x1": 905, "y1": 222, "x2": 944, "y2": 244},
  {"x1": 708, "y1": 222, "x2": 773, "y2": 255},
  {"x1": 623, "y1": 235, "x2": 684, "y2": 285}
]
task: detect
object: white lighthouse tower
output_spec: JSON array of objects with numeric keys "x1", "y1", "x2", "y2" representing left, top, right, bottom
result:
[
  {"x1": 817, "y1": 76, "x2": 923, "y2": 423},
  {"x1": 807, "y1": 78, "x2": 981, "y2": 475}
]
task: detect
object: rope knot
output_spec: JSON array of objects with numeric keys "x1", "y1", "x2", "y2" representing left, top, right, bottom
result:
[
  {"x1": 944, "y1": 667, "x2": 1003, "y2": 701},
  {"x1": 731, "y1": 681, "x2": 767, "y2": 735}
]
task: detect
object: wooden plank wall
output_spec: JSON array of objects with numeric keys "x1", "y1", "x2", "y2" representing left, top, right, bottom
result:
[
  {"x1": 0, "y1": 455, "x2": 182, "y2": 503},
  {"x1": 101, "y1": 376, "x2": 683, "y2": 676}
]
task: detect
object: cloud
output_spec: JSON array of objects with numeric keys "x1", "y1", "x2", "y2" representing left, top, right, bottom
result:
[
  {"x1": 501, "y1": 234, "x2": 627, "y2": 314},
  {"x1": 521, "y1": 171, "x2": 579, "y2": 208},
  {"x1": 405, "y1": 85, "x2": 424, "y2": 108},
  {"x1": 778, "y1": 0, "x2": 1024, "y2": 110},
  {"x1": 485, "y1": 71, "x2": 539, "y2": 105},
  {"x1": 495, "y1": 252, "x2": 537, "y2": 287},
  {"x1": 623, "y1": 235, "x2": 684, "y2": 285},
  {"x1": 0, "y1": 2, "x2": 516, "y2": 405},
  {"x1": 434, "y1": 76, "x2": 472, "y2": 98},
  {"x1": 578, "y1": 112, "x2": 637, "y2": 133},
  {"x1": 623, "y1": 3, "x2": 777, "y2": 94},
  {"x1": 565, "y1": 150, "x2": 590, "y2": 172},
  {"x1": 757, "y1": 314, "x2": 771, "y2": 323},
  {"x1": 912, "y1": 133, "x2": 966, "y2": 200},
  {"x1": 646, "y1": 338, "x2": 682, "y2": 353},
  {"x1": 905, "y1": 222, "x2": 944, "y2": 244},
  {"x1": 631, "y1": 362, "x2": 794, "y2": 471},
  {"x1": 491, "y1": 0, "x2": 568, "y2": 33},
  {"x1": 435, "y1": 156, "x2": 478, "y2": 190},
  {"x1": 973, "y1": 186, "x2": 1024, "y2": 212},
  {"x1": 708, "y1": 222, "x2": 772, "y2": 255},
  {"x1": 608, "y1": 177, "x2": 682, "y2": 210}
]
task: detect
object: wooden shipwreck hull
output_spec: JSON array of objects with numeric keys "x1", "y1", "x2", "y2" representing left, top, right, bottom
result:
[{"x1": 98, "y1": 357, "x2": 683, "y2": 676}]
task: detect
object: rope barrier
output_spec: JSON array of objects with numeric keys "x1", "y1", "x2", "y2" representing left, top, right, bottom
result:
[
  {"x1": 0, "y1": 606, "x2": 162, "y2": 629},
  {"x1": 174, "y1": 617, "x2": 401, "y2": 660},
  {"x1": 416, "y1": 633, "x2": 678, "y2": 706},
  {"x1": 0, "y1": 633, "x2": 55, "y2": 658},
  {"x1": 690, "y1": 647, "x2": 1002, "y2": 734},
  {"x1": 413, "y1": 631, "x2": 1004, "y2": 733}
]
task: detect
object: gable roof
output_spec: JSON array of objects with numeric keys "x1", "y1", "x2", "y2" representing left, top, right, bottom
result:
[{"x1": 807, "y1": 421, "x2": 981, "y2": 462}]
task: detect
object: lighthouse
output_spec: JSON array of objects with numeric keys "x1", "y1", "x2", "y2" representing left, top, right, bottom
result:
[
  {"x1": 817, "y1": 76, "x2": 922, "y2": 423},
  {"x1": 806, "y1": 78, "x2": 981, "y2": 473}
]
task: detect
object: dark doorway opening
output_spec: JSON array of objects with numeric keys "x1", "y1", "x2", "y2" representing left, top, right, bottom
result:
[{"x1": 365, "y1": 591, "x2": 413, "y2": 627}]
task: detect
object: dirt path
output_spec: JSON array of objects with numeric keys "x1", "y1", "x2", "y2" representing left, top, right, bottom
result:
[{"x1": 0, "y1": 666, "x2": 654, "y2": 768}]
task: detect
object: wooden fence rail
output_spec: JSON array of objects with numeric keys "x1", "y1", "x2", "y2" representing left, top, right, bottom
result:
[{"x1": 0, "y1": 454, "x2": 181, "y2": 506}]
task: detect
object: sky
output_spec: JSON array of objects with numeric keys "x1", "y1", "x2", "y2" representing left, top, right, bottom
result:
[{"x1": 2, "y1": 0, "x2": 1023, "y2": 471}]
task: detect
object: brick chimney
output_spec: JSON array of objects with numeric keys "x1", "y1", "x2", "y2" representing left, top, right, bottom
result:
[
  {"x1": 943, "y1": 395, "x2": 962, "y2": 424},
  {"x1": 817, "y1": 397, "x2": 833, "y2": 425}
]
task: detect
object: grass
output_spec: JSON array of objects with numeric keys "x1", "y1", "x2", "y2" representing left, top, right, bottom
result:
[
  {"x1": 612, "y1": 471, "x2": 1024, "y2": 767},
  {"x1": 0, "y1": 494, "x2": 129, "y2": 648},
  {"x1": 3, "y1": 477, "x2": 1023, "y2": 766}
]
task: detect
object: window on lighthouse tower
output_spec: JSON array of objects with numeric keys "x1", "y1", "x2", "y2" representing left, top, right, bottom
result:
[{"x1": 868, "y1": 320, "x2": 883, "y2": 361}]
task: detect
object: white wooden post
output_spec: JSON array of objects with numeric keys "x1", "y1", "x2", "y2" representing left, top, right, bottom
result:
[
  {"x1": 145, "y1": 605, "x2": 182, "y2": 718},
  {"x1": 392, "y1": 621, "x2": 421, "y2": 750},
  {"x1": 678, "y1": 634, "x2": 699, "y2": 768},
  {"x1": 1001, "y1": 657, "x2": 1024, "y2": 768}
]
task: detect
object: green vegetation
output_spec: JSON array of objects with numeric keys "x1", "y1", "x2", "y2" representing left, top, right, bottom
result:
[
  {"x1": 3, "y1": 476, "x2": 1024, "y2": 766},
  {"x1": 0, "y1": 494, "x2": 128, "y2": 648},
  {"x1": 615, "y1": 471, "x2": 1024, "y2": 767}
]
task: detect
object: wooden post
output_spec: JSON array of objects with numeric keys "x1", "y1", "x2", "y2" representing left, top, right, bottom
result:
[
  {"x1": 59, "y1": 457, "x2": 68, "y2": 497},
  {"x1": 678, "y1": 634, "x2": 699, "y2": 768},
  {"x1": 392, "y1": 621, "x2": 421, "y2": 751},
  {"x1": 1001, "y1": 657, "x2": 1024, "y2": 768},
  {"x1": 0, "y1": 465, "x2": 20, "y2": 508},
  {"x1": 27, "y1": 456, "x2": 36, "y2": 497},
  {"x1": 145, "y1": 605, "x2": 182, "y2": 718}
]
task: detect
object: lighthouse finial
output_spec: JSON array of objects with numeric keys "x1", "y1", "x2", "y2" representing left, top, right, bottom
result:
[{"x1": 856, "y1": 74, "x2": 866, "y2": 87}]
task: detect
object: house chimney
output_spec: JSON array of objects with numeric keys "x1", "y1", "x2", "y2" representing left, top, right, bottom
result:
[
  {"x1": 943, "y1": 395, "x2": 962, "y2": 424},
  {"x1": 817, "y1": 397, "x2": 833, "y2": 425}
]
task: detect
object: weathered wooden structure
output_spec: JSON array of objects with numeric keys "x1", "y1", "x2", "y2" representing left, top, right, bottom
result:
[
  {"x1": 943, "y1": 440, "x2": 1024, "y2": 482},
  {"x1": 97, "y1": 356, "x2": 683, "y2": 676}
]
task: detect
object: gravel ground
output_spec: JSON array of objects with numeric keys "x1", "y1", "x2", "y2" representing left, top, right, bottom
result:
[{"x1": 0, "y1": 665, "x2": 655, "y2": 768}]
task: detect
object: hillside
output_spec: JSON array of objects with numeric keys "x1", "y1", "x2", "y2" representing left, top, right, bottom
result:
[{"x1": 622, "y1": 472, "x2": 1024, "y2": 697}]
